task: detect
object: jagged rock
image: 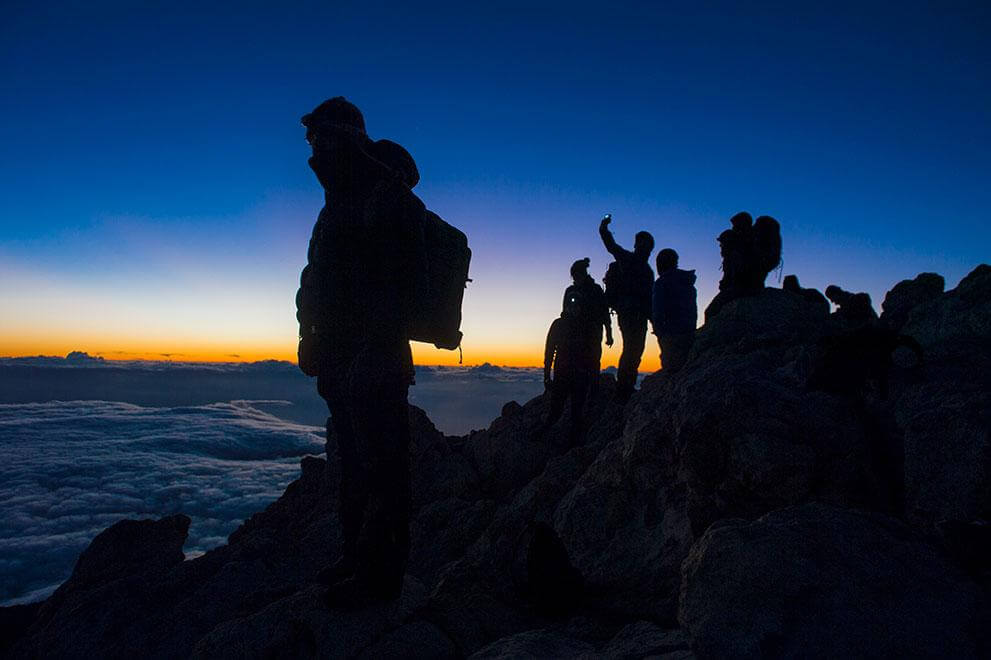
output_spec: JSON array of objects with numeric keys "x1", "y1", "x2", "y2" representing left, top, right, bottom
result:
[
  {"x1": 596, "y1": 622, "x2": 689, "y2": 657},
  {"x1": 895, "y1": 264, "x2": 991, "y2": 525},
  {"x1": 66, "y1": 514, "x2": 189, "y2": 588},
  {"x1": 426, "y1": 559, "x2": 537, "y2": 654},
  {"x1": 881, "y1": 272, "x2": 945, "y2": 330},
  {"x1": 679, "y1": 503, "x2": 986, "y2": 658},
  {"x1": 470, "y1": 628, "x2": 595, "y2": 658},
  {"x1": 556, "y1": 291, "x2": 877, "y2": 621},
  {"x1": 9, "y1": 515, "x2": 191, "y2": 657},
  {"x1": 0, "y1": 604, "x2": 41, "y2": 656},
  {"x1": 901, "y1": 264, "x2": 991, "y2": 363},
  {"x1": 9, "y1": 265, "x2": 990, "y2": 658},
  {"x1": 356, "y1": 620, "x2": 458, "y2": 659},
  {"x1": 692, "y1": 288, "x2": 828, "y2": 359},
  {"x1": 191, "y1": 577, "x2": 428, "y2": 659}
]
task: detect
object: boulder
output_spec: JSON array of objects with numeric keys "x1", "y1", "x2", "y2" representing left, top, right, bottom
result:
[
  {"x1": 596, "y1": 622, "x2": 690, "y2": 657},
  {"x1": 679, "y1": 503, "x2": 986, "y2": 658},
  {"x1": 881, "y1": 272, "x2": 944, "y2": 330},
  {"x1": 470, "y1": 629, "x2": 595, "y2": 658},
  {"x1": 901, "y1": 264, "x2": 991, "y2": 364},
  {"x1": 896, "y1": 264, "x2": 991, "y2": 525},
  {"x1": 191, "y1": 577, "x2": 428, "y2": 659},
  {"x1": 62, "y1": 514, "x2": 189, "y2": 589}
]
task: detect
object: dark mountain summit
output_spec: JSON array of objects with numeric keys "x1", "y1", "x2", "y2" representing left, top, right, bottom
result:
[{"x1": 3, "y1": 264, "x2": 989, "y2": 659}]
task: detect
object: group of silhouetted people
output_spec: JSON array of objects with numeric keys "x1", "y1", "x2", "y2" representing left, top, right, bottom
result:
[
  {"x1": 296, "y1": 96, "x2": 917, "y2": 609},
  {"x1": 538, "y1": 215, "x2": 700, "y2": 444}
]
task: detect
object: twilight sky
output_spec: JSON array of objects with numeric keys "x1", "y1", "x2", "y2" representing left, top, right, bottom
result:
[{"x1": 1, "y1": 1, "x2": 988, "y2": 368}]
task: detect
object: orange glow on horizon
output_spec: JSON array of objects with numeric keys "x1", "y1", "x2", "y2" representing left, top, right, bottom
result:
[{"x1": 1, "y1": 336, "x2": 661, "y2": 371}]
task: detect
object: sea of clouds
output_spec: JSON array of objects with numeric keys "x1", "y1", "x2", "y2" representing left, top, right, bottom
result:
[
  {"x1": 0, "y1": 399, "x2": 323, "y2": 605},
  {"x1": 0, "y1": 355, "x2": 546, "y2": 605}
]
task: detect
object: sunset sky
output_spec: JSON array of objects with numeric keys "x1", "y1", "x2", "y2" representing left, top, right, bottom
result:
[{"x1": 2, "y1": 2, "x2": 988, "y2": 369}]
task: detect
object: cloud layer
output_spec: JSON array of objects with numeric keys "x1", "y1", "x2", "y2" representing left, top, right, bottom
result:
[
  {"x1": 0, "y1": 400, "x2": 323, "y2": 605},
  {"x1": 0, "y1": 359, "x2": 549, "y2": 604}
]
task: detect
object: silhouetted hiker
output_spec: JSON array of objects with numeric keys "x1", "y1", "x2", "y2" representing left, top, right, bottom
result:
[
  {"x1": 651, "y1": 248, "x2": 697, "y2": 373},
  {"x1": 719, "y1": 211, "x2": 754, "y2": 291},
  {"x1": 808, "y1": 325, "x2": 923, "y2": 400},
  {"x1": 782, "y1": 274, "x2": 830, "y2": 315},
  {"x1": 706, "y1": 212, "x2": 782, "y2": 321},
  {"x1": 807, "y1": 324, "x2": 923, "y2": 514},
  {"x1": 705, "y1": 212, "x2": 753, "y2": 320},
  {"x1": 825, "y1": 285, "x2": 879, "y2": 325},
  {"x1": 562, "y1": 258, "x2": 613, "y2": 388},
  {"x1": 295, "y1": 97, "x2": 427, "y2": 607},
  {"x1": 538, "y1": 295, "x2": 596, "y2": 446},
  {"x1": 600, "y1": 215, "x2": 654, "y2": 400}
]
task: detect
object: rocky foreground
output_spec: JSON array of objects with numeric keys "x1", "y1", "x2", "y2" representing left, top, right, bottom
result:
[{"x1": 3, "y1": 266, "x2": 989, "y2": 659}]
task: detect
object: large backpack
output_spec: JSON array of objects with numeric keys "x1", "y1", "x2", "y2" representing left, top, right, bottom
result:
[
  {"x1": 604, "y1": 259, "x2": 652, "y2": 315},
  {"x1": 408, "y1": 210, "x2": 471, "y2": 351},
  {"x1": 603, "y1": 261, "x2": 624, "y2": 312},
  {"x1": 753, "y1": 215, "x2": 782, "y2": 279}
]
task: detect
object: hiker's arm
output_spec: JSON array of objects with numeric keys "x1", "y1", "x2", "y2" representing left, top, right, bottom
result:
[
  {"x1": 651, "y1": 281, "x2": 663, "y2": 335},
  {"x1": 544, "y1": 322, "x2": 558, "y2": 387},
  {"x1": 602, "y1": 299, "x2": 614, "y2": 346},
  {"x1": 598, "y1": 217, "x2": 623, "y2": 258}
]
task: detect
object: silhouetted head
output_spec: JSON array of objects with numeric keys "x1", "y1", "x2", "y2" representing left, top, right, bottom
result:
[
  {"x1": 372, "y1": 139, "x2": 420, "y2": 188},
  {"x1": 301, "y1": 97, "x2": 366, "y2": 145},
  {"x1": 656, "y1": 248, "x2": 679, "y2": 272},
  {"x1": 730, "y1": 211, "x2": 753, "y2": 230},
  {"x1": 634, "y1": 231, "x2": 655, "y2": 258},
  {"x1": 570, "y1": 257, "x2": 591, "y2": 282},
  {"x1": 783, "y1": 274, "x2": 800, "y2": 292}
]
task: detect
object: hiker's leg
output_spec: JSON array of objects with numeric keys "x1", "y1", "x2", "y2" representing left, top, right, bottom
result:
[
  {"x1": 568, "y1": 376, "x2": 589, "y2": 446},
  {"x1": 318, "y1": 371, "x2": 361, "y2": 574},
  {"x1": 541, "y1": 378, "x2": 568, "y2": 433},
  {"x1": 349, "y1": 343, "x2": 411, "y2": 599},
  {"x1": 660, "y1": 332, "x2": 693, "y2": 373},
  {"x1": 617, "y1": 314, "x2": 647, "y2": 396}
]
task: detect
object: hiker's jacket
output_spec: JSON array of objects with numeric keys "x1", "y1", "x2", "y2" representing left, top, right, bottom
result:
[
  {"x1": 599, "y1": 225, "x2": 654, "y2": 317},
  {"x1": 562, "y1": 276, "x2": 611, "y2": 345},
  {"x1": 652, "y1": 268, "x2": 698, "y2": 336},
  {"x1": 301, "y1": 132, "x2": 427, "y2": 352},
  {"x1": 544, "y1": 316, "x2": 596, "y2": 382}
]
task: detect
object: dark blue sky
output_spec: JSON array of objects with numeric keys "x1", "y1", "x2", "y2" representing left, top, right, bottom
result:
[{"x1": 1, "y1": 1, "x2": 989, "y2": 364}]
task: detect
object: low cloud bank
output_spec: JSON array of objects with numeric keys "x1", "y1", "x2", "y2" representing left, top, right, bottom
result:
[
  {"x1": 0, "y1": 358, "x2": 546, "y2": 435},
  {"x1": 0, "y1": 400, "x2": 323, "y2": 605}
]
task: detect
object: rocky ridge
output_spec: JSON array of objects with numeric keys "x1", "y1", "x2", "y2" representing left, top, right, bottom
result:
[{"x1": 3, "y1": 265, "x2": 989, "y2": 659}]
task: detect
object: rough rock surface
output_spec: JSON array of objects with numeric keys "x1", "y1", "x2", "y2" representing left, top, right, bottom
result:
[
  {"x1": 679, "y1": 503, "x2": 984, "y2": 658},
  {"x1": 4, "y1": 265, "x2": 989, "y2": 658},
  {"x1": 881, "y1": 271, "x2": 945, "y2": 330}
]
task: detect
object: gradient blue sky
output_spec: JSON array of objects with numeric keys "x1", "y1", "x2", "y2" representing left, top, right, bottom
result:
[{"x1": 1, "y1": 1, "x2": 988, "y2": 366}]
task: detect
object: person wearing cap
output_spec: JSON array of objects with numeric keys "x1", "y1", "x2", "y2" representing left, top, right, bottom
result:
[
  {"x1": 561, "y1": 258, "x2": 613, "y2": 389},
  {"x1": 651, "y1": 248, "x2": 697, "y2": 373},
  {"x1": 296, "y1": 97, "x2": 426, "y2": 607}
]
